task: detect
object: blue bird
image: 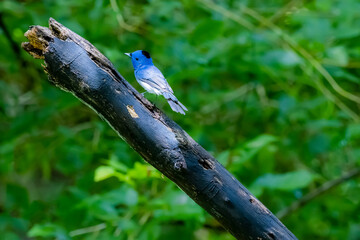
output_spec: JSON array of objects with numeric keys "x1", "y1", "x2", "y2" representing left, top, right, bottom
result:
[{"x1": 125, "y1": 50, "x2": 188, "y2": 115}]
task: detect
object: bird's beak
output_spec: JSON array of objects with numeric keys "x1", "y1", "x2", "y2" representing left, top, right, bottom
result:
[{"x1": 124, "y1": 53, "x2": 131, "y2": 57}]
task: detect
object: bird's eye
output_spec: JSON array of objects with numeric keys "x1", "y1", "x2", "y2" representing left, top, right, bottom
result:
[{"x1": 135, "y1": 58, "x2": 139, "y2": 61}]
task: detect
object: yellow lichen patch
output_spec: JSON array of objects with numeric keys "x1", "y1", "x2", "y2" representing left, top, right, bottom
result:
[
  {"x1": 21, "y1": 42, "x2": 44, "y2": 59},
  {"x1": 22, "y1": 26, "x2": 53, "y2": 59},
  {"x1": 24, "y1": 26, "x2": 50, "y2": 51},
  {"x1": 127, "y1": 105, "x2": 139, "y2": 118}
]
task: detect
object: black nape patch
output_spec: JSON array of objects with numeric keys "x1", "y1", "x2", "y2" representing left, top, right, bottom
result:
[{"x1": 142, "y1": 50, "x2": 151, "y2": 59}]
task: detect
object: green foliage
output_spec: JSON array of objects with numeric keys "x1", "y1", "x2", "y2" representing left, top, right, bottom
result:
[
  {"x1": 250, "y1": 170, "x2": 316, "y2": 195},
  {"x1": 1, "y1": 0, "x2": 360, "y2": 239}
]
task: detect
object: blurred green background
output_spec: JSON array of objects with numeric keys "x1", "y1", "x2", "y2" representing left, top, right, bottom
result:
[{"x1": 1, "y1": 0, "x2": 360, "y2": 239}]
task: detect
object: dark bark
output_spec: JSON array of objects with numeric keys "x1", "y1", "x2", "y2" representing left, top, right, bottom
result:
[{"x1": 22, "y1": 18, "x2": 298, "y2": 240}]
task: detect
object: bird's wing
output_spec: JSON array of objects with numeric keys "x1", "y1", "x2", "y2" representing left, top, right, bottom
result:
[{"x1": 136, "y1": 66, "x2": 174, "y2": 93}]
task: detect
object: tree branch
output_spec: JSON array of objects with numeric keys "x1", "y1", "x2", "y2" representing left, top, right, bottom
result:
[
  {"x1": 21, "y1": 18, "x2": 297, "y2": 240},
  {"x1": 277, "y1": 168, "x2": 360, "y2": 219}
]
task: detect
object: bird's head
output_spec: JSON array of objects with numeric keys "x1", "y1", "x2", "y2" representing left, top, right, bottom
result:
[{"x1": 125, "y1": 50, "x2": 153, "y2": 69}]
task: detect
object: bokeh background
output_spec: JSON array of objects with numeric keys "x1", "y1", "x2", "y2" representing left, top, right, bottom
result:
[{"x1": 1, "y1": 0, "x2": 360, "y2": 239}]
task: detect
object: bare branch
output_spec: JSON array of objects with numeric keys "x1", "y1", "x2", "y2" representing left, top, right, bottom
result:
[
  {"x1": 277, "y1": 168, "x2": 360, "y2": 219},
  {"x1": 22, "y1": 18, "x2": 298, "y2": 240}
]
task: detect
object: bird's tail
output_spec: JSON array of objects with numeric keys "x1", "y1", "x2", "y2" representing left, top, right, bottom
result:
[{"x1": 163, "y1": 92, "x2": 188, "y2": 115}]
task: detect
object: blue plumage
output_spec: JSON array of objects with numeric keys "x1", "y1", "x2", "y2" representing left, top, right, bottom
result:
[{"x1": 125, "y1": 50, "x2": 188, "y2": 115}]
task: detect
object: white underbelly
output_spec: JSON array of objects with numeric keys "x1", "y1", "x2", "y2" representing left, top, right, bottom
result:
[{"x1": 138, "y1": 81, "x2": 162, "y2": 95}]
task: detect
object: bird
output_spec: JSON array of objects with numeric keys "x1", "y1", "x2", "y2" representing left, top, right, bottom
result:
[{"x1": 125, "y1": 50, "x2": 188, "y2": 115}]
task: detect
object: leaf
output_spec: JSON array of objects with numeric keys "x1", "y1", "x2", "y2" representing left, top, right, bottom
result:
[
  {"x1": 297, "y1": 18, "x2": 333, "y2": 42},
  {"x1": 305, "y1": 119, "x2": 342, "y2": 131},
  {"x1": 244, "y1": 134, "x2": 278, "y2": 149},
  {"x1": 230, "y1": 135, "x2": 278, "y2": 170},
  {"x1": 152, "y1": 190, "x2": 204, "y2": 223},
  {"x1": 94, "y1": 166, "x2": 116, "y2": 182},
  {"x1": 28, "y1": 223, "x2": 69, "y2": 240},
  {"x1": 107, "y1": 156, "x2": 129, "y2": 172},
  {"x1": 127, "y1": 162, "x2": 161, "y2": 179},
  {"x1": 83, "y1": 196, "x2": 119, "y2": 221},
  {"x1": 102, "y1": 186, "x2": 139, "y2": 207},
  {"x1": 252, "y1": 170, "x2": 315, "y2": 191},
  {"x1": 325, "y1": 46, "x2": 349, "y2": 66},
  {"x1": 261, "y1": 50, "x2": 302, "y2": 67},
  {"x1": 216, "y1": 150, "x2": 230, "y2": 165}
]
